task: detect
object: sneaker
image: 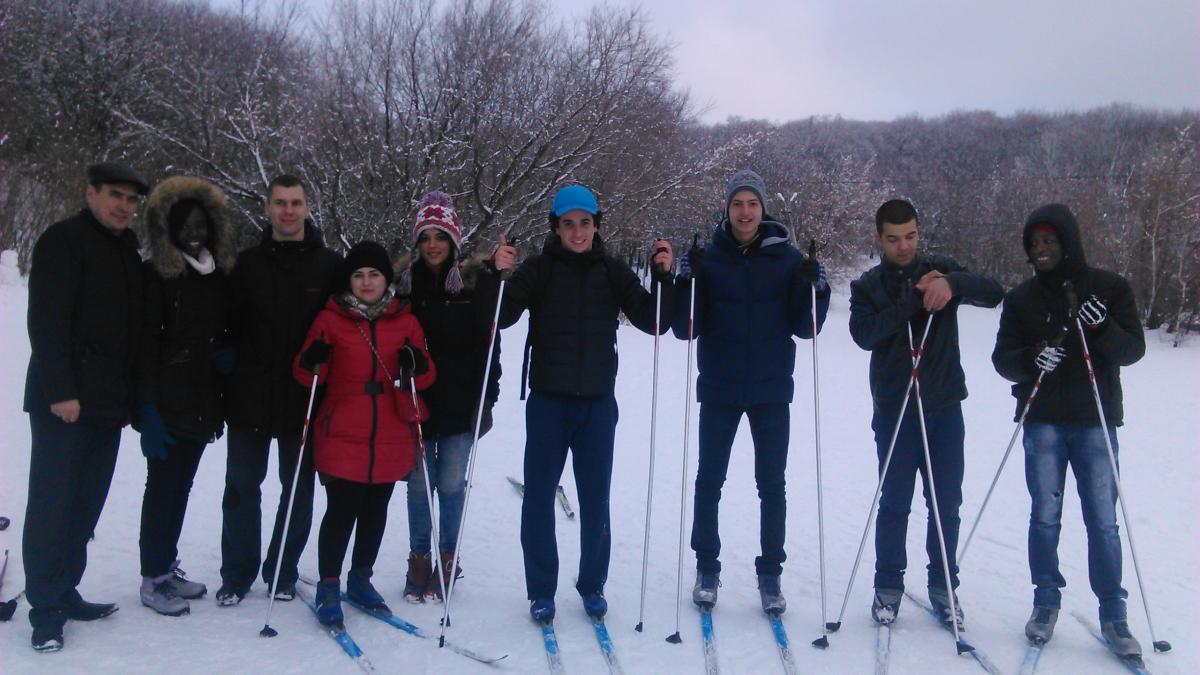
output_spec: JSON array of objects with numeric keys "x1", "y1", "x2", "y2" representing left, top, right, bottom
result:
[
  {"x1": 1025, "y1": 607, "x2": 1059, "y2": 644},
  {"x1": 1100, "y1": 620, "x2": 1142, "y2": 658},
  {"x1": 403, "y1": 551, "x2": 432, "y2": 604},
  {"x1": 692, "y1": 571, "x2": 720, "y2": 607},
  {"x1": 63, "y1": 597, "x2": 117, "y2": 621},
  {"x1": 31, "y1": 625, "x2": 64, "y2": 653},
  {"x1": 141, "y1": 577, "x2": 190, "y2": 617},
  {"x1": 581, "y1": 590, "x2": 607, "y2": 619},
  {"x1": 530, "y1": 598, "x2": 556, "y2": 623},
  {"x1": 757, "y1": 574, "x2": 786, "y2": 615},
  {"x1": 871, "y1": 588, "x2": 903, "y2": 625},
  {"x1": 347, "y1": 569, "x2": 390, "y2": 615},
  {"x1": 315, "y1": 579, "x2": 343, "y2": 627},
  {"x1": 165, "y1": 564, "x2": 207, "y2": 599},
  {"x1": 272, "y1": 582, "x2": 296, "y2": 602},
  {"x1": 928, "y1": 586, "x2": 965, "y2": 631},
  {"x1": 215, "y1": 583, "x2": 246, "y2": 607}
]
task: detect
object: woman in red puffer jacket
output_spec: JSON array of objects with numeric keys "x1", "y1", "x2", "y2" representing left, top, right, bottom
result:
[{"x1": 293, "y1": 241, "x2": 435, "y2": 626}]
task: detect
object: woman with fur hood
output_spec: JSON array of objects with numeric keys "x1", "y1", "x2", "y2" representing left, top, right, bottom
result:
[
  {"x1": 293, "y1": 241, "x2": 436, "y2": 626},
  {"x1": 134, "y1": 176, "x2": 237, "y2": 616},
  {"x1": 395, "y1": 191, "x2": 505, "y2": 603}
]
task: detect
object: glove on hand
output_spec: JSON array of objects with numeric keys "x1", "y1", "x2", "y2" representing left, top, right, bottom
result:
[
  {"x1": 135, "y1": 403, "x2": 176, "y2": 461},
  {"x1": 471, "y1": 402, "x2": 495, "y2": 438},
  {"x1": 1034, "y1": 345, "x2": 1066, "y2": 373},
  {"x1": 678, "y1": 247, "x2": 703, "y2": 281},
  {"x1": 798, "y1": 257, "x2": 827, "y2": 292},
  {"x1": 398, "y1": 341, "x2": 429, "y2": 377},
  {"x1": 1079, "y1": 295, "x2": 1108, "y2": 328},
  {"x1": 299, "y1": 338, "x2": 331, "y2": 371}
]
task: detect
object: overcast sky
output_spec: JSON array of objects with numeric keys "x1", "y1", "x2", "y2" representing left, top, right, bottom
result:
[{"x1": 220, "y1": 0, "x2": 1200, "y2": 123}]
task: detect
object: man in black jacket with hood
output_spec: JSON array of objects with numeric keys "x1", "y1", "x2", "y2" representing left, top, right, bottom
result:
[
  {"x1": 22, "y1": 162, "x2": 148, "y2": 652},
  {"x1": 850, "y1": 198, "x2": 1003, "y2": 629},
  {"x1": 992, "y1": 203, "x2": 1145, "y2": 656},
  {"x1": 217, "y1": 174, "x2": 342, "y2": 605}
]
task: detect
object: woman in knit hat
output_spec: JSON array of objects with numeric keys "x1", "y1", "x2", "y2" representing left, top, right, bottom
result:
[
  {"x1": 292, "y1": 241, "x2": 436, "y2": 626},
  {"x1": 397, "y1": 191, "x2": 509, "y2": 603}
]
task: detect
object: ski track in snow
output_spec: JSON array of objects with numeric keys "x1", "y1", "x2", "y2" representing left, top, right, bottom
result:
[{"x1": 1, "y1": 281, "x2": 1196, "y2": 674}]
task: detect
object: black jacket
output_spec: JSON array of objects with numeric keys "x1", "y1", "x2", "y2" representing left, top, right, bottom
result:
[
  {"x1": 225, "y1": 223, "x2": 343, "y2": 437},
  {"x1": 499, "y1": 234, "x2": 674, "y2": 398},
  {"x1": 850, "y1": 255, "x2": 1003, "y2": 414},
  {"x1": 992, "y1": 204, "x2": 1144, "y2": 425},
  {"x1": 24, "y1": 209, "x2": 144, "y2": 424},
  {"x1": 402, "y1": 256, "x2": 502, "y2": 438},
  {"x1": 136, "y1": 176, "x2": 236, "y2": 443}
]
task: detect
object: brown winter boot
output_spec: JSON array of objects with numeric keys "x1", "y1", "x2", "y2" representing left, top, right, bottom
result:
[
  {"x1": 424, "y1": 552, "x2": 463, "y2": 602},
  {"x1": 403, "y1": 551, "x2": 431, "y2": 604}
]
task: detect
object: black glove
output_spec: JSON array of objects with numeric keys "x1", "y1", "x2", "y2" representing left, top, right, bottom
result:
[
  {"x1": 798, "y1": 257, "x2": 827, "y2": 291},
  {"x1": 472, "y1": 402, "x2": 495, "y2": 438},
  {"x1": 1034, "y1": 344, "x2": 1065, "y2": 373},
  {"x1": 1079, "y1": 295, "x2": 1108, "y2": 328},
  {"x1": 299, "y1": 338, "x2": 331, "y2": 371},
  {"x1": 398, "y1": 340, "x2": 429, "y2": 376},
  {"x1": 678, "y1": 246, "x2": 703, "y2": 281}
]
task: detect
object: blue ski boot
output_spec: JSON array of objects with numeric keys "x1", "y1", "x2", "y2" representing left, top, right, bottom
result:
[
  {"x1": 581, "y1": 589, "x2": 607, "y2": 619},
  {"x1": 347, "y1": 568, "x2": 391, "y2": 616},
  {"x1": 530, "y1": 598, "x2": 556, "y2": 623},
  {"x1": 315, "y1": 579, "x2": 344, "y2": 627}
]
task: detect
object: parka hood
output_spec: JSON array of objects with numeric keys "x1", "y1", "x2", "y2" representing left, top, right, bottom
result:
[
  {"x1": 1023, "y1": 203, "x2": 1088, "y2": 282},
  {"x1": 143, "y1": 176, "x2": 236, "y2": 278}
]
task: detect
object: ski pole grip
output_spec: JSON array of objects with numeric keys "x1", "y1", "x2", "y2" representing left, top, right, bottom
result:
[
  {"x1": 1062, "y1": 280, "x2": 1079, "y2": 318},
  {"x1": 809, "y1": 238, "x2": 817, "y2": 258},
  {"x1": 500, "y1": 235, "x2": 518, "y2": 281}
]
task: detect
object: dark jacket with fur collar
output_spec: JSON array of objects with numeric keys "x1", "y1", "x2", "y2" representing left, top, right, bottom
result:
[
  {"x1": 397, "y1": 254, "x2": 502, "y2": 438},
  {"x1": 136, "y1": 176, "x2": 236, "y2": 442}
]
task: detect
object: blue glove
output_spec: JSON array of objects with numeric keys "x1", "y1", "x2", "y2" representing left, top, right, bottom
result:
[
  {"x1": 135, "y1": 404, "x2": 176, "y2": 461},
  {"x1": 678, "y1": 247, "x2": 703, "y2": 281},
  {"x1": 210, "y1": 346, "x2": 236, "y2": 375}
]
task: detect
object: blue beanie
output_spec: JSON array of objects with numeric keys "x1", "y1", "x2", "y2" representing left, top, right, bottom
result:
[
  {"x1": 725, "y1": 170, "x2": 768, "y2": 214},
  {"x1": 551, "y1": 184, "x2": 599, "y2": 218}
]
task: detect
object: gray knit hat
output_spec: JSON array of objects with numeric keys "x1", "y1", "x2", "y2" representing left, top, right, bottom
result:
[{"x1": 724, "y1": 170, "x2": 768, "y2": 215}]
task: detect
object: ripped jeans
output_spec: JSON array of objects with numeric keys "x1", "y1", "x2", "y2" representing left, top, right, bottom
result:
[{"x1": 1024, "y1": 422, "x2": 1127, "y2": 621}]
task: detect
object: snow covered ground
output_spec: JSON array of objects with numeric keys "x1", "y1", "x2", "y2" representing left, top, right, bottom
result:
[{"x1": 1, "y1": 277, "x2": 1197, "y2": 674}]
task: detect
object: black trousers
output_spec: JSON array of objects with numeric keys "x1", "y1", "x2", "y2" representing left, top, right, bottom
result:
[
  {"x1": 23, "y1": 411, "x2": 121, "y2": 631},
  {"x1": 219, "y1": 426, "x2": 314, "y2": 591},
  {"x1": 139, "y1": 437, "x2": 206, "y2": 578},
  {"x1": 317, "y1": 479, "x2": 395, "y2": 580}
]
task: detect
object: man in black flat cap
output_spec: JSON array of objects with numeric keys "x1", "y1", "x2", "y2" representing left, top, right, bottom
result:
[{"x1": 22, "y1": 161, "x2": 149, "y2": 652}]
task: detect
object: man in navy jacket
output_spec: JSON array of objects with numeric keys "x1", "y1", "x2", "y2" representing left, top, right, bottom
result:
[{"x1": 674, "y1": 170, "x2": 830, "y2": 614}]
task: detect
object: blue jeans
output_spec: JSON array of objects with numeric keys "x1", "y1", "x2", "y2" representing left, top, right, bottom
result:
[
  {"x1": 692, "y1": 402, "x2": 790, "y2": 576},
  {"x1": 406, "y1": 432, "x2": 472, "y2": 553},
  {"x1": 520, "y1": 392, "x2": 617, "y2": 600},
  {"x1": 1024, "y1": 422, "x2": 1127, "y2": 621},
  {"x1": 872, "y1": 403, "x2": 964, "y2": 592}
]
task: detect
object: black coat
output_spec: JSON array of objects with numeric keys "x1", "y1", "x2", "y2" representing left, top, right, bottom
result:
[
  {"x1": 992, "y1": 205, "x2": 1144, "y2": 425},
  {"x1": 403, "y1": 256, "x2": 502, "y2": 438},
  {"x1": 24, "y1": 209, "x2": 144, "y2": 424},
  {"x1": 499, "y1": 234, "x2": 674, "y2": 398},
  {"x1": 850, "y1": 255, "x2": 1004, "y2": 414},
  {"x1": 225, "y1": 223, "x2": 343, "y2": 437}
]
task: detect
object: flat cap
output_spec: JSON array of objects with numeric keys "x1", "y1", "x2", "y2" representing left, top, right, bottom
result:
[{"x1": 87, "y1": 162, "x2": 150, "y2": 195}]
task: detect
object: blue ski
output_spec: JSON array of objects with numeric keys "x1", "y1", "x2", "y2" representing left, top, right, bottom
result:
[
  {"x1": 699, "y1": 606, "x2": 719, "y2": 674},
  {"x1": 342, "y1": 595, "x2": 507, "y2": 664},
  {"x1": 765, "y1": 612, "x2": 798, "y2": 674},
  {"x1": 538, "y1": 620, "x2": 567, "y2": 674},
  {"x1": 1071, "y1": 612, "x2": 1152, "y2": 675},
  {"x1": 294, "y1": 583, "x2": 376, "y2": 673},
  {"x1": 903, "y1": 591, "x2": 1002, "y2": 675},
  {"x1": 875, "y1": 624, "x2": 891, "y2": 675},
  {"x1": 591, "y1": 617, "x2": 624, "y2": 673}
]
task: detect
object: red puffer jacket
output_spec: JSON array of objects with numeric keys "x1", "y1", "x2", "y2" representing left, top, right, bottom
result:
[{"x1": 293, "y1": 295, "x2": 436, "y2": 483}]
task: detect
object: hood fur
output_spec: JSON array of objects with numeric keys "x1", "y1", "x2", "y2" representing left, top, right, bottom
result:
[{"x1": 143, "y1": 176, "x2": 236, "y2": 278}]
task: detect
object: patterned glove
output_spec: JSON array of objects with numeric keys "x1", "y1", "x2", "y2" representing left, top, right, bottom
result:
[
  {"x1": 1034, "y1": 345, "x2": 1066, "y2": 373},
  {"x1": 1079, "y1": 295, "x2": 1107, "y2": 328}
]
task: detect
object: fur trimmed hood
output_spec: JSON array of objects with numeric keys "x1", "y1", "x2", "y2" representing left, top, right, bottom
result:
[
  {"x1": 143, "y1": 176, "x2": 236, "y2": 278},
  {"x1": 393, "y1": 252, "x2": 492, "y2": 296}
]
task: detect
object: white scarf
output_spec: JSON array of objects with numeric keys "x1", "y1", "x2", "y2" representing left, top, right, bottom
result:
[{"x1": 181, "y1": 248, "x2": 216, "y2": 275}]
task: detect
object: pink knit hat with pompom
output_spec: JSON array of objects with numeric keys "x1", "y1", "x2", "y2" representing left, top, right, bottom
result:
[{"x1": 407, "y1": 191, "x2": 465, "y2": 294}]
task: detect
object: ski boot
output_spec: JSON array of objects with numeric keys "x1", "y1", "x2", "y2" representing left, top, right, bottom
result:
[
  {"x1": 31, "y1": 625, "x2": 64, "y2": 653},
  {"x1": 530, "y1": 598, "x2": 556, "y2": 624},
  {"x1": 63, "y1": 593, "x2": 117, "y2": 621},
  {"x1": 141, "y1": 575, "x2": 190, "y2": 616},
  {"x1": 581, "y1": 589, "x2": 607, "y2": 619},
  {"x1": 165, "y1": 562, "x2": 207, "y2": 599},
  {"x1": 214, "y1": 583, "x2": 246, "y2": 607},
  {"x1": 692, "y1": 571, "x2": 720, "y2": 608},
  {"x1": 758, "y1": 574, "x2": 786, "y2": 615},
  {"x1": 928, "y1": 586, "x2": 965, "y2": 632},
  {"x1": 315, "y1": 579, "x2": 344, "y2": 627},
  {"x1": 871, "y1": 588, "x2": 903, "y2": 625},
  {"x1": 1025, "y1": 606, "x2": 1059, "y2": 644},
  {"x1": 1101, "y1": 620, "x2": 1143, "y2": 658},
  {"x1": 403, "y1": 551, "x2": 432, "y2": 603},
  {"x1": 347, "y1": 568, "x2": 391, "y2": 616}
]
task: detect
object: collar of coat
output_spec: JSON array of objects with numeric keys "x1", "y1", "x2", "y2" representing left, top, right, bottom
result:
[{"x1": 711, "y1": 218, "x2": 791, "y2": 256}]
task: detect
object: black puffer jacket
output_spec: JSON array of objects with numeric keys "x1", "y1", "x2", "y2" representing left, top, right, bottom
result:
[
  {"x1": 850, "y1": 255, "x2": 1004, "y2": 414},
  {"x1": 24, "y1": 209, "x2": 144, "y2": 424},
  {"x1": 499, "y1": 234, "x2": 674, "y2": 398},
  {"x1": 401, "y1": 255, "x2": 502, "y2": 438},
  {"x1": 225, "y1": 222, "x2": 343, "y2": 437},
  {"x1": 992, "y1": 204, "x2": 1145, "y2": 425},
  {"x1": 136, "y1": 176, "x2": 236, "y2": 443}
]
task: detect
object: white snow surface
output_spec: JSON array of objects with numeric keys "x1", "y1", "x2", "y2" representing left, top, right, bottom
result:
[{"x1": 1, "y1": 282, "x2": 1197, "y2": 674}]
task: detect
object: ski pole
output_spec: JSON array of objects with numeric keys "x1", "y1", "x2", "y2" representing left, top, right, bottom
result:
[
  {"x1": 806, "y1": 240, "x2": 831, "y2": 649},
  {"x1": 829, "y1": 312, "x2": 933, "y2": 632},
  {"x1": 261, "y1": 367, "x2": 321, "y2": 638},
  {"x1": 959, "y1": 323, "x2": 1070, "y2": 564},
  {"x1": 667, "y1": 243, "x2": 698, "y2": 645},
  {"x1": 1064, "y1": 283, "x2": 1170, "y2": 653},
  {"x1": 636, "y1": 240, "x2": 669, "y2": 633},
  {"x1": 410, "y1": 378, "x2": 448, "y2": 606},
  {"x1": 439, "y1": 237, "x2": 513, "y2": 645},
  {"x1": 906, "y1": 320, "x2": 971, "y2": 654}
]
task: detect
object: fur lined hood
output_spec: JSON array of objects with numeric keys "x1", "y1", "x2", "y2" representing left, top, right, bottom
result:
[
  {"x1": 143, "y1": 176, "x2": 237, "y2": 278},
  {"x1": 393, "y1": 252, "x2": 492, "y2": 296}
]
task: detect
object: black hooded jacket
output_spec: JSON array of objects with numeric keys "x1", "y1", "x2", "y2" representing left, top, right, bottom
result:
[
  {"x1": 225, "y1": 222, "x2": 343, "y2": 437},
  {"x1": 992, "y1": 204, "x2": 1144, "y2": 425},
  {"x1": 850, "y1": 254, "x2": 1004, "y2": 414},
  {"x1": 498, "y1": 233, "x2": 674, "y2": 398}
]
